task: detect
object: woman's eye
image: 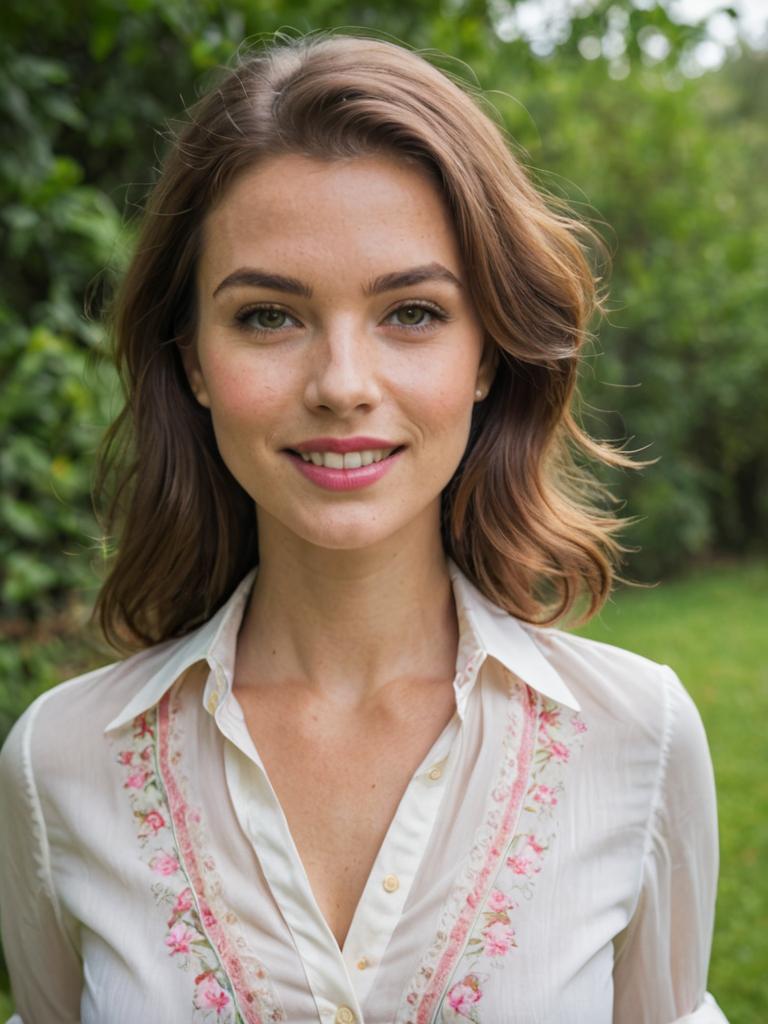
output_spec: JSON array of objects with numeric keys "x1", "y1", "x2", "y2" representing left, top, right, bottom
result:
[
  {"x1": 394, "y1": 305, "x2": 428, "y2": 326},
  {"x1": 234, "y1": 306, "x2": 298, "y2": 333},
  {"x1": 254, "y1": 308, "x2": 288, "y2": 329},
  {"x1": 387, "y1": 303, "x2": 447, "y2": 331}
]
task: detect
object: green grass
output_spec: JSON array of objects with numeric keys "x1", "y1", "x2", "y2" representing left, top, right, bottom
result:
[
  {"x1": 576, "y1": 559, "x2": 768, "y2": 1022},
  {"x1": 1, "y1": 561, "x2": 765, "y2": 1019}
]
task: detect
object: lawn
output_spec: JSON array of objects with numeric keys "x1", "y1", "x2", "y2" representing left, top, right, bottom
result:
[
  {"x1": 1, "y1": 560, "x2": 765, "y2": 1020},
  {"x1": 576, "y1": 559, "x2": 768, "y2": 1022}
]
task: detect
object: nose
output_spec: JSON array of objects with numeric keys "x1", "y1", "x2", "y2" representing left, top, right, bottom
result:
[{"x1": 303, "y1": 320, "x2": 382, "y2": 417}]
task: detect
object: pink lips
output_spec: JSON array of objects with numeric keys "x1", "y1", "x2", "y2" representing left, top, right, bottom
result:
[{"x1": 285, "y1": 436, "x2": 404, "y2": 492}]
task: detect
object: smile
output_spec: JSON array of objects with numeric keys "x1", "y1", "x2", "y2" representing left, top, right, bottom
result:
[
  {"x1": 284, "y1": 445, "x2": 405, "y2": 492},
  {"x1": 297, "y1": 447, "x2": 396, "y2": 469}
]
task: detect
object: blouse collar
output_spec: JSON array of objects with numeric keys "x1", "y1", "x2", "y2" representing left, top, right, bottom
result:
[{"x1": 105, "y1": 562, "x2": 579, "y2": 734}]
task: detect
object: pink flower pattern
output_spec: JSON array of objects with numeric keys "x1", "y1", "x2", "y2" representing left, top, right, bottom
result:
[
  {"x1": 166, "y1": 923, "x2": 197, "y2": 956},
  {"x1": 114, "y1": 692, "x2": 286, "y2": 1023},
  {"x1": 195, "y1": 974, "x2": 232, "y2": 1013},
  {"x1": 431, "y1": 696, "x2": 588, "y2": 1022},
  {"x1": 151, "y1": 851, "x2": 181, "y2": 876},
  {"x1": 394, "y1": 691, "x2": 587, "y2": 1023},
  {"x1": 445, "y1": 974, "x2": 483, "y2": 1021},
  {"x1": 115, "y1": 705, "x2": 241, "y2": 1022},
  {"x1": 480, "y1": 921, "x2": 516, "y2": 958}
]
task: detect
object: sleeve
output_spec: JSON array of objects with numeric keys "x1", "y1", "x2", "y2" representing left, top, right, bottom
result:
[
  {"x1": 612, "y1": 667, "x2": 729, "y2": 1024},
  {"x1": 0, "y1": 697, "x2": 83, "y2": 1023}
]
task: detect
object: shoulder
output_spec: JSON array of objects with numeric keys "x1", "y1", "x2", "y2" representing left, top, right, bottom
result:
[
  {"x1": 521, "y1": 625, "x2": 707, "y2": 757},
  {"x1": 0, "y1": 638, "x2": 182, "y2": 792}
]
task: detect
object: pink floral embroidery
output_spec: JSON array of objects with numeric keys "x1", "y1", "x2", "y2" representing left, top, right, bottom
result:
[
  {"x1": 547, "y1": 740, "x2": 570, "y2": 762},
  {"x1": 486, "y1": 889, "x2": 514, "y2": 914},
  {"x1": 532, "y1": 784, "x2": 558, "y2": 806},
  {"x1": 506, "y1": 854, "x2": 538, "y2": 877},
  {"x1": 445, "y1": 974, "x2": 483, "y2": 1021},
  {"x1": 172, "y1": 887, "x2": 195, "y2": 919},
  {"x1": 396, "y1": 689, "x2": 588, "y2": 1023},
  {"x1": 124, "y1": 768, "x2": 150, "y2": 789},
  {"x1": 394, "y1": 681, "x2": 536, "y2": 1024},
  {"x1": 115, "y1": 704, "x2": 242, "y2": 1022},
  {"x1": 113, "y1": 677, "x2": 288, "y2": 1021},
  {"x1": 480, "y1": 921, "x2": 516, "y2": 958},
  {"x1": 151, "y1": 851, "x2": 181, "y2": 876},
  {"x1": 195, "y1": 973, "x2": 232, "y2": 1013},
  {"x1": 144, "y1": 809, "x2": 166, "y2": 833},
  {"x1": 539, "y1": 707, "x2": 560, "y2": 729},
  {"x1": 166, "y1": 923, "x2": 197, "y2": 956},
  {"x1": 432, "y1": 697, "x2": 588, "y2": 1022}
]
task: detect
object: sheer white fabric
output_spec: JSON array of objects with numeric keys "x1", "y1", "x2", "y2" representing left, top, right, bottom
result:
[{"x1": 0, "y1": 565, "x2": 728, "y2": 1023}]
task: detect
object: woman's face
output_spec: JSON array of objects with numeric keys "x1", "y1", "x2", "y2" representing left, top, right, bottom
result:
[{"x1": 186, "y1": 152, "x2": 493, "y2": 555}]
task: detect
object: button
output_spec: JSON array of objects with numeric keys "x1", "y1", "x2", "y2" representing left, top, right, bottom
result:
[
  {"x1": 334, "y1": 1008, "x2": 356, "y2": 1024},
  {"x1": 356, "y1": 957, "x2": 369, "y2": 971},
  {"x1": 427, "y1": 764, "x2": 443, "y2": 781},
  {"x1": 382, "y1": 873, "x2": 399, "y2": 893}
]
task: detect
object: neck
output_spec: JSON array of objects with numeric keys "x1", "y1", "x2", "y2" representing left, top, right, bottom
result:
[{"x1": 235, "y1": 512, "x2": 457, "y2": 706}]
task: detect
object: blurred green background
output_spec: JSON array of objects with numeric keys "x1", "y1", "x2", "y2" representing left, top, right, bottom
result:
[{"x1": 1, "y1": 0, "x2": 766, "y2": 1018}]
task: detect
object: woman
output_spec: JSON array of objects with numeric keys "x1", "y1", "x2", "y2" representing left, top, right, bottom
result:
[{"x1": 0, "y1": 32, "x2": 727, "y2": 1024}]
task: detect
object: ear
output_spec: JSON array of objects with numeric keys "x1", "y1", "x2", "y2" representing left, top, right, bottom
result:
[
  {"x1": 474, "y1": 339, "x2": 499, "y2": 401},
  {"x1": 177, "y1": 338, "x2": 211, "y2": 409}
]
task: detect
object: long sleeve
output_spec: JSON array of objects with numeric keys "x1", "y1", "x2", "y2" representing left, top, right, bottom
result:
[
  {"x1": 612, "y1": 667, "x2": 728, "y2": 1023},
  {"x1": 0, "y1": 697, "x2": 83, "y2": 1024}
]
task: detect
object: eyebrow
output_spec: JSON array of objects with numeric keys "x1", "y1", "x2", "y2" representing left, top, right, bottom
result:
[
  {"x1": 212, "y1": 269, "x2": 311, "y2": 299},
  {"x1": 211, "y1": 261, "x2": 463, "y2": 299}
]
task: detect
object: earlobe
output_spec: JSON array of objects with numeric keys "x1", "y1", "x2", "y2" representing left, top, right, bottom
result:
[
  {"x1": 177, "y1": 340, "x2": 211, "y2": 408},
  {"x1": 189, "y1": 376, "x2": 212, "y2": 409},
  {"x1": 475, "y1": 341, "x2": 500, "y2": 400}
]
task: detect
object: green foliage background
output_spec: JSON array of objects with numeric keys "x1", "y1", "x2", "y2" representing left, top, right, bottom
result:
[{"x1": 1, "y1": 0, "x2": 766, "y2": 1013}]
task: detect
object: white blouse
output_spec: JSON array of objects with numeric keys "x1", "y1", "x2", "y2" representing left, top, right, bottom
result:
[{"x1": 0, "y1": 564, "x2": 728, "y2": 1024}]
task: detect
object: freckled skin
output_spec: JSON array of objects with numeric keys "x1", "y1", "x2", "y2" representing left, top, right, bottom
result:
[
  {"x1": 185, "y1": 153, "x2": 493, "y2": 555},
  {"x1": 179, "y1": 154, "x2": 499, "y2": 947}
]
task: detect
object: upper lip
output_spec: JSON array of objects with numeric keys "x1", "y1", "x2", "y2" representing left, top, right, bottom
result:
[{"x1": 290, "y1": 436, "x2": 402, "y2": 454}]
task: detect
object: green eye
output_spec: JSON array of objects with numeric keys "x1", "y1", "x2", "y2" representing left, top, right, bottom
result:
[
  {"x1": 254, "y1": 308, "x2": 288, "y2": 329},
  {"x1": 394, "y1": 305, "x2": 428, "y2": 326}
]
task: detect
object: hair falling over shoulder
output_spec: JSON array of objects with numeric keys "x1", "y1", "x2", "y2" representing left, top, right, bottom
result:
[{"x1": 94, "y1": 30, "x2": 639, "y2": 652}]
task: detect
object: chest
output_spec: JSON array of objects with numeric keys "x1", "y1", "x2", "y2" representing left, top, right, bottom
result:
[{"x1": 232, "y1": 679, "x2": 456, "y2": 946}]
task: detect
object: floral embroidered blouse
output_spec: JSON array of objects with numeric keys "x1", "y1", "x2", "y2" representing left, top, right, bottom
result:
[{"x1": 0, "y1": 564, "x2": 728, "y2": 1024}]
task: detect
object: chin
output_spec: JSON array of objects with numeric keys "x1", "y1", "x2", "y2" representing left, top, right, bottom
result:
[{"x1": 295, "y1": 519, "x2": 401, "y2": 553}]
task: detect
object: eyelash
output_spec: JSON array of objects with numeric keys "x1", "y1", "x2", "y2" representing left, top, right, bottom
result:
[{"x1": 232, "y1": 300, "x2": 450, "y2": 337}]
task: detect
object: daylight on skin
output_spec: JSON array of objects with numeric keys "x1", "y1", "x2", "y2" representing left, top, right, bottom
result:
[{"x1": 185, "y1": 152, "x2": 494, "y2": 699}]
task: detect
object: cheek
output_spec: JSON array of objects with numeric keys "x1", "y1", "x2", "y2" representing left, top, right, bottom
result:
[
  {"x1": 398, "y1": 362, "x2": 478, "y2": 491},
  {"x1": 201, "y1": 350, "x2": 288, "y2": 438}
]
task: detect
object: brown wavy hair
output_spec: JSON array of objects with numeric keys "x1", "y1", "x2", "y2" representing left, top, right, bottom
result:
[{"x1": 95, "y1": 30, "x2": 636, "y2": 651}]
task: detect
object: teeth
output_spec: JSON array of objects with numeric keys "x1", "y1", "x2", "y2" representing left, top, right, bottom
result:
[{"x1": 298, "y1": 448, "x2": 396, "y2": 469}]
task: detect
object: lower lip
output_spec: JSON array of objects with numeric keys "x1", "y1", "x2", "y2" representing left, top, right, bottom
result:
[{"x1": 286, "y1": 449, "x2": 404, "y2": 491}]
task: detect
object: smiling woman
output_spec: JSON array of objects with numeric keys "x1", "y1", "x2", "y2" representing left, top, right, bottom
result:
[{"x1": 0, "y1": 31, "x2": 728, "y2": 1024}]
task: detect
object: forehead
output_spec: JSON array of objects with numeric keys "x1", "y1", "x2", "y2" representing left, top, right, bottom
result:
[{"x1": 197, "y1": 153, "x2": 463, "y2": 289}]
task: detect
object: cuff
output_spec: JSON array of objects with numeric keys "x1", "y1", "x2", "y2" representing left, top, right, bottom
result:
[{"x1": 673, "y1": 992, "x2": 728, "y2": 1023}]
